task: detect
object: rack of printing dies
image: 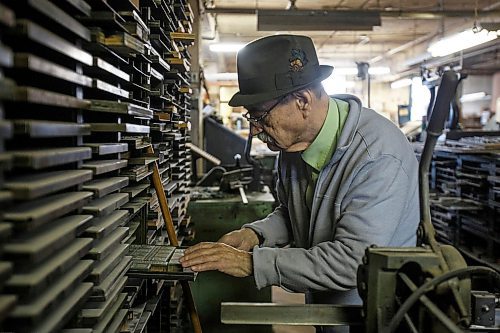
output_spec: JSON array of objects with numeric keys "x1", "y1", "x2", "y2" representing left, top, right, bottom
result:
[
  {"x1": 0, "y1": 0, "x2": 100, "y2": 332},
  {"x1": 0, "y1": 1, "x2": 195, "y2": 333},
  {"x1": 425, "y1": 136, "x2": 500, "y2": 271}
]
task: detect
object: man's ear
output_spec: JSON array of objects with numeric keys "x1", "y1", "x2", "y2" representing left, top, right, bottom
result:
[{"x1": 293, "y1": 89, "x2": 313, "y2": 117}]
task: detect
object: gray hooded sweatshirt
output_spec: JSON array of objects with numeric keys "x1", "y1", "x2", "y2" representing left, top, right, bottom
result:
[{"x1": 244, "y1": 94, "x2": 419, "y2": 305}]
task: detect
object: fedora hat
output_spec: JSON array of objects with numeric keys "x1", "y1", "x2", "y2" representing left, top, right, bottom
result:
[{"x1": 228, "y1": 34, "x2": 333, "y2": 107}]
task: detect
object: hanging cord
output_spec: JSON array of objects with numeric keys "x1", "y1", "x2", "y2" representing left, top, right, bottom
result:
[{"x1": 472, "y1": 0, "x2": 481, "y2": 32}]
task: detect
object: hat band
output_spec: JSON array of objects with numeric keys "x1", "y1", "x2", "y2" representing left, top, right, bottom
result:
[{"x1": 239, "y1": 66, "x2": 321, "y2": 94}]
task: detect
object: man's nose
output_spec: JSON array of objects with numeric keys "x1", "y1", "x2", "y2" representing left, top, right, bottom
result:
[{"x1": 250, "y1": 124, "x2": 263, "y2": 136}]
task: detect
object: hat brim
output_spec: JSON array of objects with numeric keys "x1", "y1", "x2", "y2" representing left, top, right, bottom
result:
[{"x1": 228, "y1": 65, "x2": 333, "y2": 107}]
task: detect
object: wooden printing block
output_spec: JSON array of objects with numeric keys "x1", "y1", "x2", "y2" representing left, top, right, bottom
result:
[
  {"x1": 81, "y1": 159, "x2": 128, "y2": 176},
  {"x1": 3, "y1": 215, "x2": 93, "y2": 265},
  {"x1": 82, "y1": 177, "x2": 129, "y2": 198},
  {"x1": 86, "y1": 227, "x2": 129, "y2": 261},
  {"x1": 87, "y1": 243, "x2": 129, "y2": 284},
  {"x1": 10, "y1": 147, "x2": 92, "y2": 169},
  {"x1": 6, "y1": 260, "x2": 93, "y2": 324},
  {"x1": 82, "y1": 192, "x2": 129, "y2": 217},
  {"x1": 82, "y1": 210, "x2": 129, "y2": 239},
  {"x1": 4, "y1": 169, "x2": 93, "y2": 200},
  {"x1": 104, "y1": 32, "x2": 144, "y2": 55},
  {"x1": 3, "y1": 192, "x2": 93, "y2": 231},
  {"x1": 4, "y1": 238, "x2": 93, "y2": 298}
]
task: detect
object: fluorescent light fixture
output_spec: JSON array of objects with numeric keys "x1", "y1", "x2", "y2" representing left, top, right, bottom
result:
[
  {"x1": 391, "y1": 78, "x2": 412, "y2": 89},
  {"x1": 368, "y1": 67, "x2": 390, "y2": 75},
  {"x1": 428, "y1": 29, "x2": 498, "y2": 57},
  {"x1": 204, "y1": 72, "x2": 238, "y2": 81},
  {"x1": 209, "y1": 43, "x2": 245, "y2": 53},
  {"x1": 333, "y1": 67, "x2": 390, "y2": 76},
  {"x1": 459, "y1": 92, "x2": 490, "y2": 103}
]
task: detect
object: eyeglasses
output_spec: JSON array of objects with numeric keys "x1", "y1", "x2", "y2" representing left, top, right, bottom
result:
[{"x1": 243, "y1": 95, "x2": 287, "y2": 125}]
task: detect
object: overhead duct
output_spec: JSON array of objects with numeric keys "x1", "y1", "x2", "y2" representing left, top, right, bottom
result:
[{"x1": 257, "y1": 10, "x2": 381, "y2": 31}]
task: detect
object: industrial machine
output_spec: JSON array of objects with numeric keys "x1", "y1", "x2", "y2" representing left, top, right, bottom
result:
[{"x1": 220, "y1": 71, "x2": 500, "y2": 332}]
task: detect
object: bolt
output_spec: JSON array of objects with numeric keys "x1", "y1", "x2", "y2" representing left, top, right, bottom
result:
[{"x1": 481, "y1": 305, "x2": 490, "y2": 313}]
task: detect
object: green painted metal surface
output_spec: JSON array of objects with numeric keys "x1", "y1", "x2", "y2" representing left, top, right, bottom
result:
[{"x1": 188, "y1": 187, "x2": 275, "y2": 333}]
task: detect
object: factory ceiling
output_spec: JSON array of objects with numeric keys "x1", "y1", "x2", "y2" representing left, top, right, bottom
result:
[{"x1": 199, "y1": 0, "x2": 500, "y2": 80}]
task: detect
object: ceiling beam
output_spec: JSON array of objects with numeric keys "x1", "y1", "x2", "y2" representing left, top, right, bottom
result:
[{"x1": 204, "y1": 7, "x2": 500, "y2": 19}]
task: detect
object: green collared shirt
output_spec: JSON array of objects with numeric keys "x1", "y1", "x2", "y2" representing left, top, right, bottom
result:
[{"x1": 302, "y1": 98, "x2": 349, "y2": 210}]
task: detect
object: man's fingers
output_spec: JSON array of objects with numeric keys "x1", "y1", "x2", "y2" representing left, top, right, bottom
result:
[
  {"x1": 190, "y1": 261, "x2": 221, "y2": 272},
  {"x1": 184, "y1": 242, "x2": 217, "y2": 255}
]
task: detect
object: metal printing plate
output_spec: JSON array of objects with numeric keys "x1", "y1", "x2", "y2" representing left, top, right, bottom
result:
[
  {"x1": 90, "y1": 123, "x2": 150, "y2": 134},
  {"x1": 121, "y1": 183, "x2": 150, "y2": 198},
  {"x1": 82, "y1": 177, "x2": 129, "y2": 198},
  {"x1": 13, "y1": 53, "x2": 92, "y2": 87},
  {"x1": 87, "y1": 243, "x2": 128, "y2": 284},
  {"x1": 81, "y1": 159, "x2": 128, "y2": 175},
  {"x1": 82, "y1": 192, "x2": 129, "y2": 217},
  {"x1": 5, "y1": 238, "x2": 93, "y2": 298},
  {"x1": 88, "y1": 100, "x2": 153, "y2": 118},
  {"x1": 14, "y1": 86, "x2": 91, "y2": 109},
  {"x1": 80, "y1": 276, "x2": 127, "y2": 324},
  {"x1": 91, "y1": 294, "x2": 128, "y2": 333},
  {"x1": 13, "y1": 119, "x2": 91, "y2": 137},
  {"x1": 127, "y1": 156, "x2": 158, "y2": 166},
  {"x1": 0, "y1": 295, "x2": 17, "y2": 324},
  {"x1": 52, "y1": 0, "x2": 91, "y2": 17},
  {"x1": 83, "y1": 143, "x2": 128, "y2": 155},
  {"x1": 4, "y1": 169, "x2": 93, "y2": 200},
  {"x1": 127, "y1": 246, "x2": 195, "y2": 280},
  {"x1": 3, "y1": 215, "x2": 93, "y2": 264},
  {"x1": 85, "y1": 57, "x2": 130, "y2": 81},
  {"x1": 121, "y1": 198, "x2": 147, "y2": 215},
  {"x1": 86, "y1": 227, "x2": 129, "y2": 261},
  {"x1": 14, "y1": 19, "x2": 92, "y2": 65},
  {"x1": 82, "y1": 210, "x2": 129, "y2": 239},
  {"x1": 3, "y1": 191, "x2": 93, "y2": 231},
  {"x1": 90, "y1": 257, "x2": 131, "y2": 302},
  {"x1": 102, "y1": 307, "x2": 128, "y2": 333},
  {"x1": 8, "y1": 260, "x2": 93, "y2": 322},
  {"x1": 91, "y1": 79, "x2": 130, "y2": 98},
  {"x1": 11, "y1": 147, "x2": 92, "y2": 169},
  {"x1": 20, "y1": 0, "x2": 91, "y2": 41},
  {"x1": 31, "y1": 282, "x2": 93, "y2": 333}
]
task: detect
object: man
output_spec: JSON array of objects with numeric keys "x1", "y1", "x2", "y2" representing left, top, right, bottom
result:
[{"x1": 180, "y1": 35, "x2": 419, "y2": 331}]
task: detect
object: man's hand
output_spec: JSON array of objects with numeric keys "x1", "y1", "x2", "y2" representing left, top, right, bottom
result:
[
  {"x1": 218, "y1": 228, "x2": 260, "y2": 251},
  {"x1": 179, "y1": 242, "x2": 253, "y2": 277}
]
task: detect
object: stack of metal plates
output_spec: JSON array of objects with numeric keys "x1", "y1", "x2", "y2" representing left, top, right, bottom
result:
[{"x1": 0, "y1": 1, "x2": 100, "y2": 331}]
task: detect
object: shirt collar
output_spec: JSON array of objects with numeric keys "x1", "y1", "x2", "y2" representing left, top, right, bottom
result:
[{"x1": 301, "y1": 97, "x2": 340, "y2": 172}]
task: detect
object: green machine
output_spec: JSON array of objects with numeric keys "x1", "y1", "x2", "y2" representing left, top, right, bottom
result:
[{"x1": 188, "y1": 186, "x2": 275, "y2": 333}]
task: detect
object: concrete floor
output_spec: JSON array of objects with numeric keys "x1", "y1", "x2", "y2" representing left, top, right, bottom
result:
[{"x1": 272, "y1": 286, "x2": 315, "y2": 333}]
